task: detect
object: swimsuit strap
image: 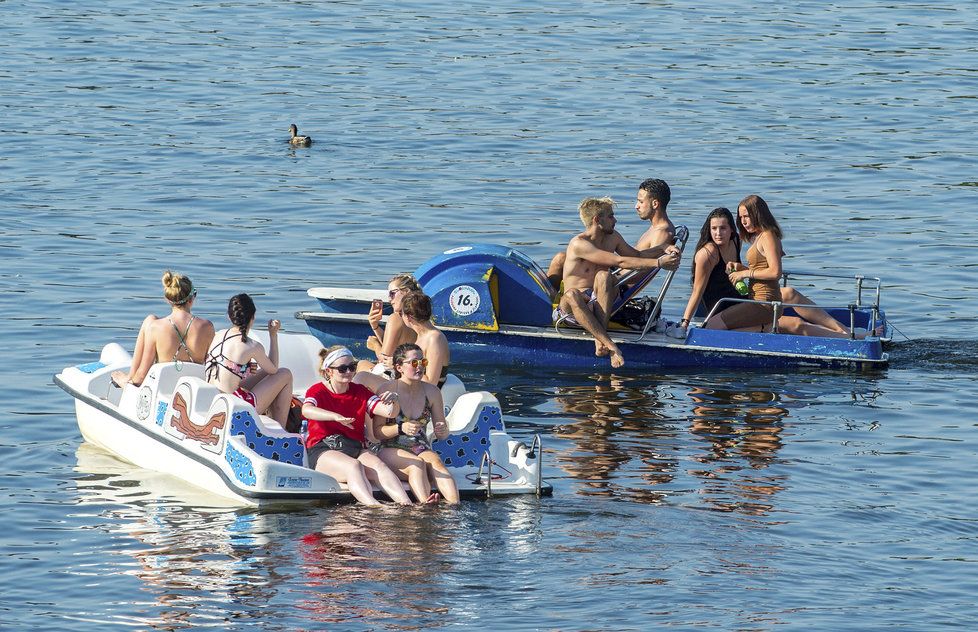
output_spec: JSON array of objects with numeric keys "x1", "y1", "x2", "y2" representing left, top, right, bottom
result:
[
  {"x1": 169, "y1": 315, "x2": 197, "y2": 363},
  {"x1": 205, "y1": 329, "x2": 249, "y2": 381}
]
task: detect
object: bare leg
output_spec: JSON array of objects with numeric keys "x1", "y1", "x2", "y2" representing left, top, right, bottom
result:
[
  {"x1": 777, "y1": 316, "x2": 872, "y2": 339},
  {"x1": 560, "y1": 289, "x2": 624, "y2": 368},
  {"x1": 546, "y1": 251, "x2": 566, "y2": 292},
  {"x1": 378, "y1": 448, "x2": 431, "y2": 503},
  {"x1": 358, "y1": 451, "x2": 412, "y2": 505},
  {"x1": 246, "y1": 367, "x2": 293, "y2": 425},
  {"x1": 113, "y1": 315, "x2": 158, "y2": 386},
  {"x1": 781, "y1": 286, "x2": 848, "y2": 334},
  {"x1": 419, "y1": 451, "x2": 460, "y2": 504},
  {"x1": 314, "y1": 451, "x2": 380, "y2": 506}
]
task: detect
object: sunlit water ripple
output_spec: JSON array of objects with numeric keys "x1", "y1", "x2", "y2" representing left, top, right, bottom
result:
[{"x1": 2, "y1": 1, "x2": 977, "y2": 629}]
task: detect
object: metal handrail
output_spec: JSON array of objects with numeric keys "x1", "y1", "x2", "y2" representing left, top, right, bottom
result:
[
  {"x1": 636, "y1": 226, "x2": 690, "y2": 341},
  {"x1": 530, "y1": 434, "x2": 543, "y2": 497},
  {"x1": 475, "y1": 451, "x2": 493, "y2": 498},
  {"x1": 700, "y1": 297, "x2": 880, "y2": 338}
]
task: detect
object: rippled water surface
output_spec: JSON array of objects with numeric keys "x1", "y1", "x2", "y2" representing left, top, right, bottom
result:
[{"x1": 3, "y1": 1, "x2": 977, "y2": 629}]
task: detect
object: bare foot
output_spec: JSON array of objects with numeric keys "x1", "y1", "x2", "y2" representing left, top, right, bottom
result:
[
  {"x1": 610, "y1": 350, "x2": 625, "y2": 368},
  {"x1": 110, "y1": 370, "x2": 129, "y2": 388},
  {"x1": 366, "y1": 335, "x2": 382, "y2": 353},
  {"x1": 424, "y1": 492, "x2": 441, "y2": 504},
  {"x1": 595, "y1": 341, "x2": 610, "y2": 357}
]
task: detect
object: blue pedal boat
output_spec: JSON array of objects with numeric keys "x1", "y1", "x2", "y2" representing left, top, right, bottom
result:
[{"x1": 296, "y1": 242, "x2": 891, "y2": 371}]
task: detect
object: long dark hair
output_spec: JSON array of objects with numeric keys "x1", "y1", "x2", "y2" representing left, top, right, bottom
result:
[
  {"x1": 738, "y1": 194, "x2": 783, "y2": 243},
  {"x1": 227, "y1": 293, "x2": 256, "y2": 342},
  {"x1": 691, "y1": 207, "x2": 741, "y2": 285}
]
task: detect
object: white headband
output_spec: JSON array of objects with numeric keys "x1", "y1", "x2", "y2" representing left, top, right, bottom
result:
[{"x1": 322, "y1": 347, "x2": 354, "y2": 370}]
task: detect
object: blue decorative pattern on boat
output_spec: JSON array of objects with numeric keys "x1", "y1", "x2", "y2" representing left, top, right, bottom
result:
[
  {"x1": 155, "y1": 400, "x2": 168, "y2": 426},
  {"x1": 225, "y1": 443, "x2": 256, "y2": 486},
  {"x1": 77, "y1": 361, "x2": 106, "y2": 374},
  {"x1": 229, "y1": 410, "x2": 305, "y2": 466},
  {"x1": 433, "y1": 405, "x2": 503, "y2": 467}
]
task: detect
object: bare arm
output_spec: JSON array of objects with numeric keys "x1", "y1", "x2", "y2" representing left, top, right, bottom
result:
[
  {"x1": 379, "y1": 312, "x2": 409, "y2": 362},
  {"x1": 574, "y1": 238, "x2": 679, "y2": 271},
  {"x1": 681, "y1": 247, "x2": 717, "y2": 325},
  {"x1": 426, "y1": 385, "x2": 450, "y2": 440},
  {"x1": 301, "y1": 402, "x2": 355, "y2": 428},
  {"x1": 729, "y1": 232, "x2": 782, "y2": 283}
]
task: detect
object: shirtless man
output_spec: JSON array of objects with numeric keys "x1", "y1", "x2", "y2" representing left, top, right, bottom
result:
[
  {"x1": 634, "y1": 178, "x2": 676, "y2": 250},
  {"x1": 557, "y1": 197, "x2": 681, "y2": 368},
  {"x1": 547, "y1": 178, "x2": 677, "y2": 290}
]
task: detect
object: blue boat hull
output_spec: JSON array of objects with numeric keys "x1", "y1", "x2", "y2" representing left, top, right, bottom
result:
[{"x1": 296, "y1": 311, "x2": 888, "y2": 371}]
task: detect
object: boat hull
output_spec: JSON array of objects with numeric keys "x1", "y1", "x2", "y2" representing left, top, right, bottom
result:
[{"x1": 297, "y1": 310, "x2": 889, "y2": 371}]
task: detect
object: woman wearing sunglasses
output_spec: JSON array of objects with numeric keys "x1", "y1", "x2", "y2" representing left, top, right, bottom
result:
[
  {"x1": 112, "y1": 270, "x2": 215, "y2": 388},
  {"x1": 360, "y1": 273, "x2": 422, "y2": 374},
  {"x1": 302, "y1": 345, "x2": 415, "y2": 506},
  {"x1": 374, "y1": 343, "x2": 460, "y2": 504}
]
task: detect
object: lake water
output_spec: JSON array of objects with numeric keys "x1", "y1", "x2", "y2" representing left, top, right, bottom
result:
[{"x1": 3, "y1": 1, "x2": 977, "y2": 629}]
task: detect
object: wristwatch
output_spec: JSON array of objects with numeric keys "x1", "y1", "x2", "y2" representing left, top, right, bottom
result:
[{"x1": 396, "y1": 419, "x2": 405, "y2": 435}]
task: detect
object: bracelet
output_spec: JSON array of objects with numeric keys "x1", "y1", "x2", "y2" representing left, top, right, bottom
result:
[
  {"x1": 396, "y1": 419, "x2": 405, "y2": 436},
  {"x1": 679, "y1": 318, "x2": 689, "y2": 326}
]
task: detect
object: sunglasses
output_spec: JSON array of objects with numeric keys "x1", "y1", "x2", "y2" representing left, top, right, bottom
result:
[
  {"x1": 329, "y1": 362, "x2": 358, "y2": 374},
  {"x1": 388, "y1": 287, "x2": 410, "y2": 299},
  {"x1": 401, "y1": 358, "x2": 428, "y2": 369}
]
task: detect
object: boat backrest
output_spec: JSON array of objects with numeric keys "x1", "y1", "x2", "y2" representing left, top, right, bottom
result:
[
  {"x1": 250, "y1": 331, "x2": 323, "y2": 393},
  {"x1": 440, "y1": 373, "x2": 465, "y2": 413},
  {"x1": 146, "y1": 362, "x2": 206, "y2": 402},
  {"x1": 432, "y1": 391, "x2": 505, "y2": 468}
]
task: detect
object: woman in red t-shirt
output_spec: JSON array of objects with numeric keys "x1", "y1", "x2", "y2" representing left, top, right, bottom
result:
[{"x1": 302, "y1": 345, "x2": 417, "y2": 505}]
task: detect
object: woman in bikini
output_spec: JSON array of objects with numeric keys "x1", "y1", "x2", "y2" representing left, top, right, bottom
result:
[
  {"x1": 111, "y1": 270, "x2": 215, "y2": 387},
  {"x1": 302, "y1": 345, "x2": 416, "y2": 506},
  {"x1": 205, "y1": 293, "x2": 294, "y2": 426},
  {"x1": 398, "y1": 291, "x2": 450, "y2": 388},
  {"x1": 707, "y1": 195, "x2": 868, "y2": 337},
  {"x1": 374, "y1": 343, "x2": 459, "y2": 504},
  {"x1": 677, "y1": 207, "x2": 743, "y2": 333}
]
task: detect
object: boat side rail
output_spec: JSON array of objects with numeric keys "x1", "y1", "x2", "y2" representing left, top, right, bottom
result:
[
  {"x1": 779, "y1": 270, "x2": 883, "y2": 311},
  {"x1": 698, "y1": 296, "x2": 880, "y2": 338}
]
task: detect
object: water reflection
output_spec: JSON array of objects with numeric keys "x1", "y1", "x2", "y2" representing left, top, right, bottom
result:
[
  {"x1": 551, "y1": 375, "x2": 679, "y2": 504},
  {"x1": 71, "y1": 443, "x2": 290, "y2": 629},
  {"x1": 686, "y1": 385, "x2": 788, "y2": 516}
]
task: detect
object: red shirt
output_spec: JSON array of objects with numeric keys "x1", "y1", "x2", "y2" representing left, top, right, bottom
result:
[{"x1": 303, "y1": 381, "x2": 372, "y2": 448}]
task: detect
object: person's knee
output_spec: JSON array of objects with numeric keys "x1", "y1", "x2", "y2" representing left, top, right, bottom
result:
[{"x1": 780, "y1": 286, "x2": 799, "y2": 302}]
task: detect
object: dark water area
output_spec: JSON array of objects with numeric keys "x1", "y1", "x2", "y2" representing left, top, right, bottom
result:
[{"x1": 3, "y1": 1, "x2": 978, "y2": 630}]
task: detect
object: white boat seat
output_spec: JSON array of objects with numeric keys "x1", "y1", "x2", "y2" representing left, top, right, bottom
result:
[
  {"x1": 440, "y1": 373, "x2": 465, "y2": 413},
  {"x1": 227, "y1": 405, "x2": 305, "y2": 467},
  {"x1": 432, "y1": 392, "x2": 505, "y2": 468}
]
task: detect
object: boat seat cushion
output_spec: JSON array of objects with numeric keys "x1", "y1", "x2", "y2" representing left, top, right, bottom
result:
[
  {"x1": 229, "y1": 409, "x2": 305, "y2": 466},
  {"x1": 432, "y1": 402, "x2": 503, "y2": 468}
]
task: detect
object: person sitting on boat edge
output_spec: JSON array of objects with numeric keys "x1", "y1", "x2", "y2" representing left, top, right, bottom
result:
[
  {"x1": 111, "y1": 270, "x2": 215, "y2": 388},
  {"x1": 556, "y1": 196, "x2": 681, "y2": 368},
  {"x1": 205, "y1": 293, "x2": 294, "y2": 425},
  {"x1": 302, "y1": 345, "x2": 414, "y2": 506},
  {"x1": 675, "y1": 207, "x2": 744, "y2": 335},
  {"x1": 374, "y1": 343, "x2": 460, "y2": 504},
  {"x1": 358, "y1": 273, "x2": 421, "y2": 375},
  {"x1": 398, "y1": 291, "x2": 450, "y2": 388},
  {"x1": 706, "y1": 195, "x2": 874, "y2": 338},
  {"x1": 547, "y1": 178, "x2": 677, "y2": 291}
]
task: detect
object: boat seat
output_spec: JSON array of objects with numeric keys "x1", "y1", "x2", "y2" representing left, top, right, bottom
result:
[
  {"x1": 228, "y1": 407, "x2": 306, "y2": 467},
  {"x1": 146, "y1": 362, "x2": 206, "y2": 402},
  {"x1": 553, "y1": 266, "x2": 662, "y2": 328},
  {"x1": 440, "y1": 373, "x2": 465, "y2": 413},
  {"x1": 432, "y1": 392, "x2": 504, "y2": 468}
]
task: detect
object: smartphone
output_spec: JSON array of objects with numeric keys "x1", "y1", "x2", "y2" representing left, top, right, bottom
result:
[{"x1": 372, "y1": 299, "x2": 383, "y2": 311}]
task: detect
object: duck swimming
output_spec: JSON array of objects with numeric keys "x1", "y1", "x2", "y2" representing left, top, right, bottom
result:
[{"x1": 288, "y1": 124, "x2": 312, "y2": 147}]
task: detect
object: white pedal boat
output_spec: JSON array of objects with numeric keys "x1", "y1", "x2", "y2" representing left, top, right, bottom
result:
[{"x1": 54, "y1": 331, "x2": 551, "y2": 506}]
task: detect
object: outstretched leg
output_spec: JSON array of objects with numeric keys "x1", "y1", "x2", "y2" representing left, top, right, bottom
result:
[
  {"x1": 560, "y1": 289, "x2": 624, "y2": 368},
  {"x1": 378, "y1": 448, "x2": 432, "y2": 503},
  {"x1": 419, "y1": 451, "x2": 460, "y2": 505},
  {"x1": 113, "y1": 314, "x2": 158, "y2": 387},
  {"x1": 780, "y1": 286, "x2": 848, "y2": 334},
  {"x1": 358, "y1": 451, "x2": 412, "y2": 505},
  {"x1": 313, "y1": 451, "x2": 380, "y2": 506}
]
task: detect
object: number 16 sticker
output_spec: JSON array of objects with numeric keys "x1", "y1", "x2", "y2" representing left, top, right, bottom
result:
[{"x1": 449, "y1": 285, "x2": 480, "y2": 316}]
